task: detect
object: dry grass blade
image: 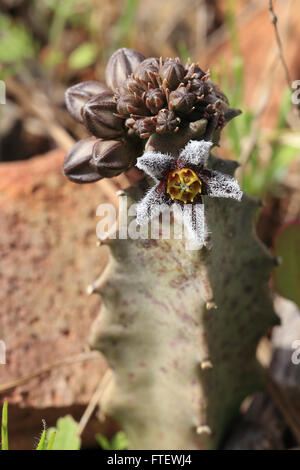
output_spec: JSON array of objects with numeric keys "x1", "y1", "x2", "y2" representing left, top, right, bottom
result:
[
  {"x1": 0, "y1": 352, "x2": 100, "y2": 394},
  {"x1": 77, "y1": 369, "x2": 113, "y2": 436},
  {"x1": 268, "y1": 0, "x2": 292, "y2": 88}
]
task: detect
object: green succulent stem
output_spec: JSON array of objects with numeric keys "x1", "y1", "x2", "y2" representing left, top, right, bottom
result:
[{"x1": 89, "y1": 124, "x2": 277, "y2": 449}]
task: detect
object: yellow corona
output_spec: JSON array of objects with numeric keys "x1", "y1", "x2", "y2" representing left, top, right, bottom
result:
[{"x1": 167, "y1": 168, "x2": 202, "y2": 203}]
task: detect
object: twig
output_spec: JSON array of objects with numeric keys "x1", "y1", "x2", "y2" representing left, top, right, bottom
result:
[
  {"x1": 0, "y1": 352, "x2": 100, "y2": 394},
  {"x1": 268, "y1": 0, "x2": 292, "y2": 88},
  {"x1": 77, "y1": 369, "x2": 113, "y2": 436}
]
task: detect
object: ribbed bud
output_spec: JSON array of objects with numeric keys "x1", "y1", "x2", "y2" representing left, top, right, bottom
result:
[
  {"x1": 184, "y1": 63, "x2": 206, "y2": 81},
  {"x1": 159, "y1": 59, "x2": 185, "y2": 90},
  {"x1": 63, "y1": 137, "x2": 102, "y2": 184},
  {"x1": 82, "y1": 91, "x2": 124, "y2": 139},
  {"x1": 91, "y1": 139, "x2": 135, "y2": 177},
  {"x1": 145, "y1": 88, "x2": 166, "y2": 114},
  {"x1": 188, "y1": 79, "x2": 209, "y2": 97},
  {"x1": 117, "y1": 93, "x2": 149, "y2": 116},
  {"x1": 133, "y1": 58, "x2": 159, "y2": 86},
  {"x1": 156, "y1": 109, "x2": 180, "y2": 134},
  {"x1": 206, "y1": 80, "x2": 229, "y2": 108},
  {"x1": 119, "y1": 76, "x2": 146, "y2": 96},
  {"x1": 65, "y1": 81, "x2": 108, "y2": 123},
  {"x1": 169, "y1": 86, "x2": 196, "y2": 114},
  {"x1": 105, "y1": 48, "x2": 145, "y2": 92},
  {"x1": 126, "y1": 117, "x2": 157, "y2": 139}
]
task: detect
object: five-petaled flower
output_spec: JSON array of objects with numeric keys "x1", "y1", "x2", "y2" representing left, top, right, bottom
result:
[{"x1": 135, "y1": 140, "x2": 243, "y2": 246}]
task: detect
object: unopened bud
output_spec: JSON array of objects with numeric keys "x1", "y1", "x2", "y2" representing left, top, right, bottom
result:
[
  {"x1": 91, "y1": 139, "x2": 135, "y2": 177},
  {"x1": 105, "y1": 48, "x2": 145, "y2": 92},
  {"x1": 82, "y1": 91, "x2": 124, "y2": 139},
  {"x1": 159, "y1": 59, "x2": 185, "y2": 90},
  {"x1": 117, "y1": 93, "x2": 149, "y2": 116},
  {"x1": 156, "y1": 109, "x2": 180, "y2": 134},
  {"x1": 63, "y1": 138, "x2": 102, "y2": 184},
  {"x1": 125, "y1": 116, "x2": 157, "y2": 139},
  {"x1": 145, "y1": 88, "x2": 166, "y2": 114},
  {"x1": 133, "y1": 57, "x2": 159, "y2": 86},
  {"x1": 65, "y1": 81, "x2": 108, "y2": 123},
  {"x1": 206, "y1": 80, "x2": 229, "y2": 108},
  {"x1": 169, "y1": 86, "x2": 196, "y2": 114}
]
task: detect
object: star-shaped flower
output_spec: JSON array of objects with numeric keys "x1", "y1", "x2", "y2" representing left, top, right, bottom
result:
[{"x1": 135, "y1": 140, "x2": 243, "y2": 246}]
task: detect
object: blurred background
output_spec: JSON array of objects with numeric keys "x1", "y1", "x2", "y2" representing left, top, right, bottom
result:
[{"x1": 0, "y1": 0, "x2": 300, "y2": 450}]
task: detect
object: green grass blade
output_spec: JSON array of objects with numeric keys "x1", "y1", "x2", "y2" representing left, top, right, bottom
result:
[
  {"x1": 46, "y1": 431, "x2": 56, "y2": 450},
  {"x1": 36, "y1": 429, "x2": 47, "y2": 450},
  {"x1": 1, "y1": 401, "x2": 8, "y2": 450}
]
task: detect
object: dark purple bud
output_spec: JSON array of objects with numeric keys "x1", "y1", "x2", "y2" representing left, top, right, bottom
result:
[
  {"x1": 117, "y1": 93, "x2": 149, "y2": 116},
  {"x1": 188, "y1": 78, "x2": 209, "y2": 96},
  {"x1": 125, "y1": 116, "x2": 157, "y2": 139},
  {"x1": 184, "y1": 63, "x2": 206, "y2": 81},
  {"x1": 133, "y1": 58, "x2": 160, "y2": 86},
  {"x1": 169, "y1": 86, "x2": 196, "y2": 114},
  {"x1": 159, "y1": 59, "x2": 185, "y2": 90},
  {"x1": 82, "y1": 91, "x2": 124, "y2": 139},
  {"x1": 65, "y1": 81, "x2": 108, "y2": 123},
  {"x1": 91, "y1": 139, "x2": 136, "y2": 177},
  {"x1": 118, "y1": 76, "x2": 146, "y2": 96},
  {"x1": 145, "y1": 88, "x2": 166, "y2": 114},
  {"x1": 105, "y1": 48, "x2": 145, "y2": 92},
  {"x1": 156, "y1": 109, "x2": 180, "y2": 134},
  {"x1": 63, "y1": 138, "x2": 102, "y2": 184},
  {"x1": 207, "y1": 80, "x2": 229, "y2": 107}
]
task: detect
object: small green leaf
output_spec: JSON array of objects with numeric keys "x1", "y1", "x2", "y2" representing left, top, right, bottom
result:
[
  {"x1": 49, "y1": 416, "x2": 81, "y2": 450},
  {"x1": 68, "y1": 43, "x2": 98, "y2": 69},
  {"x1": 95, "y1": 433, "x2": 111, "y2": 450},
  {"x1": 274, "y1": 221, "x2": 300, "y2": 308},
  {"x1": 0, "y1": 14, "x2": 37, "y2": 65},
  {"x1": 111, "y1": 431, "x2": 128, "y2": 450},
  {"x1": 1, "y1": 401, "x2": 8, "y2": 450},
  {"x1": 95, "y1": 431, "x2": 128, "y2": 450}
]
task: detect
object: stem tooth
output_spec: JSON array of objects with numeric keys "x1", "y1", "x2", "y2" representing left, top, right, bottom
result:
[
  {"x1": 206, "y1": 300, "x2": 217, "y2": 310},
  {"x1": 196, "y1": 425, "x2": 212, "y2": 435},
  {"x1": 86, "y1": 284, "x2": 95, "y2": 296},
  {"x1": 200, "y1": 359, "x2": 213, "y2": 370}
]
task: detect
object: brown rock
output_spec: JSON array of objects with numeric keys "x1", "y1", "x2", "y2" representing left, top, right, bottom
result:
[{"x1": 0, "y1": 148, "x2": 134, "y2": 449}]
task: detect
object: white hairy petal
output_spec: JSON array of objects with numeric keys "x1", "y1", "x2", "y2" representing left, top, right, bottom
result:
[
  {"x1": 205, "y1": 170, "x2": 243, "y2": 201},
  {"x1": 177, "y1": 203, "x2": 207, "y2": 246},
  {"x1": 136, "y1": 152, "x2": 175, "y2": 181},
  {"x1": 136, "y1": 185, "x2": 170, "y2": 226},
  {"x1": 178, "y1": 140, "x2": 213, "y2": 168}
]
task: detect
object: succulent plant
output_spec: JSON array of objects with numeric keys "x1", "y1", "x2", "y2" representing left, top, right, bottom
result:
[
  {"x1": 88, "y1": 127, "x2": 278, "y2": 450},
  {"x1": 63, "y1": 48, "x2": 277, "y2": 450}
]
